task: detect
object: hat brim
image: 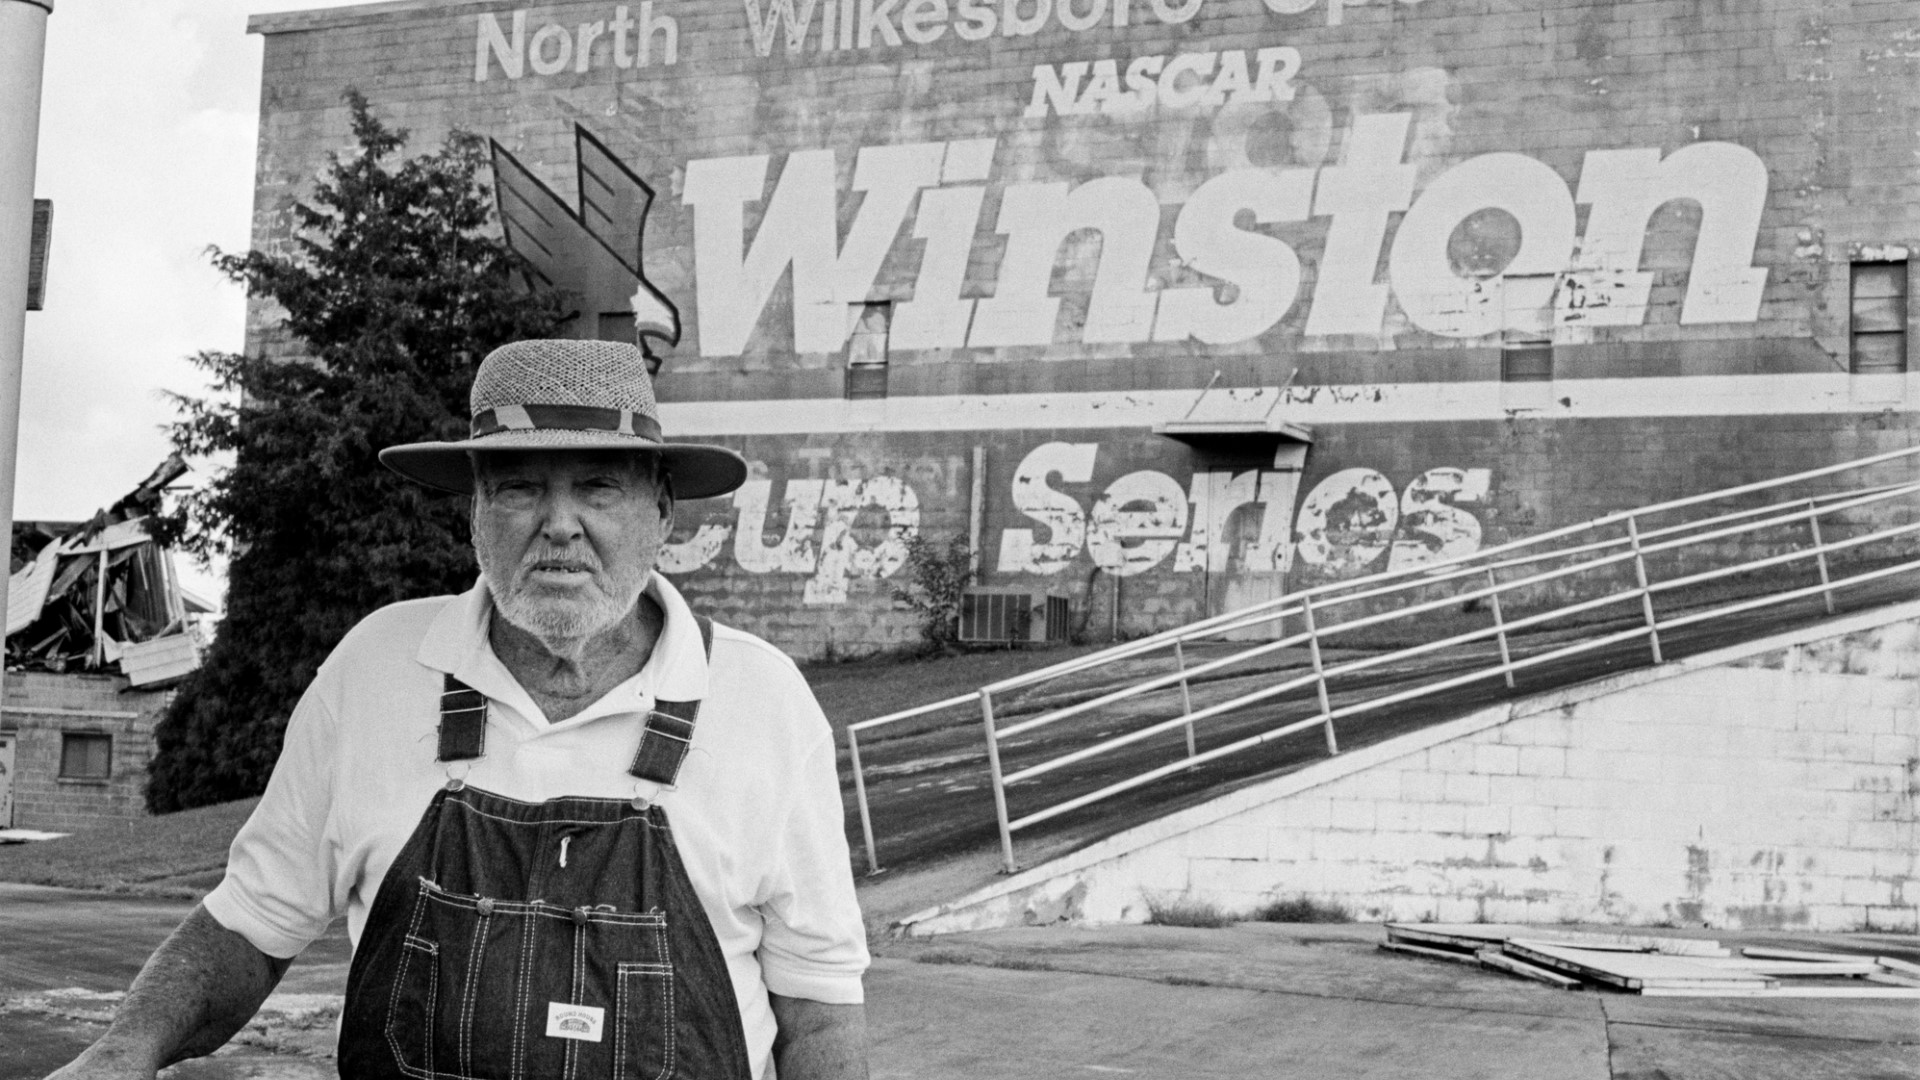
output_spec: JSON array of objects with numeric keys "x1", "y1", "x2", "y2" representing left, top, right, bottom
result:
[{"x1": 380, "y1": 430, "x2": 749, "y2": 500}]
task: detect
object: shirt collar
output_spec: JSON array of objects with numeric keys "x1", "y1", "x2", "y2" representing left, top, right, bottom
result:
[{"x1": 417, "y1": 572, "x2": 710, "y2": 724}]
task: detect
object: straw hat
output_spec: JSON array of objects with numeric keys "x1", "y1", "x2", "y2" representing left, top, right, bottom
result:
[{"x1": 379, "y1": 339, "x2": 747, "y2": 500}]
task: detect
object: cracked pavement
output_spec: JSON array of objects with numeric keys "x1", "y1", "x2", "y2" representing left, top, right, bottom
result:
[{"x1": 4, "y1": 883, "x2": 1916, "y2": 1079}]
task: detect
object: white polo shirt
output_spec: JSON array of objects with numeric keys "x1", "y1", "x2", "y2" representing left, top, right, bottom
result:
[{"x1": 204, "y1": 573, "x2": 868, "y2": 1077}]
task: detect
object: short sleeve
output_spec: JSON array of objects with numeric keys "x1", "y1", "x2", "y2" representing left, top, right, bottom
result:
[
  {"x1": 753, "y1": 731, "x2": 869, "y2": 1004},
  {"x1": 201, "y1": 683, "x2": 343, "y2": 959}
]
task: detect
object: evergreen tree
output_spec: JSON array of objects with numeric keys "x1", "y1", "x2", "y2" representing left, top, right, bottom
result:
[{"x1": 147, "y1": 91, "x2": 565, "y2": 812}]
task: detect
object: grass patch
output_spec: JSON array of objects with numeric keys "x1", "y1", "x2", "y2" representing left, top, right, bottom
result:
[
  {"x1": 1250, "y1": 896, "x2": 1352, "y2": 923},
  {"x1": 1144, "y1": 895, "x2": 1234, "y2": 929},
  {"x1": 0, "y1": 797, "x2": 257, "y2": 895},
  {"x1": 913, "y1": 948, "x2": 1054, "y2": 972},
  {"x1": 803, "y1": 643, "x2": 1106, "y2": 732}
]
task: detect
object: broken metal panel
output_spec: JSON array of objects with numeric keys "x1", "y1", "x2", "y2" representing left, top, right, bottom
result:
[
  {"x1": 5, "y1": 455, "x2": 208, "y2": 683},
  {"x1": 5, "y1": 541, "x2": 60, "y2": 636}
]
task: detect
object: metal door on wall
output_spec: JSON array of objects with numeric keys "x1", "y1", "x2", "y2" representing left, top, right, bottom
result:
[
  {"x1": 1211, "y1": 445, "x2": 1308, "y2": 641},
  {"x1": 0, "y1": 734, "x2": 14, "y2": 829}
]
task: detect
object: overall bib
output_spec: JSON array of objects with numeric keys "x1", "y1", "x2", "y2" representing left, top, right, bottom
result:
[{"x1": 337, "y1": 618, "x2": 753, "y2": 1080}]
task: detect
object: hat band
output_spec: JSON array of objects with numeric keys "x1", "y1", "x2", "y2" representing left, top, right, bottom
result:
[{"x1": 472, "y1": 403, "x2": 663, "y2": 443}]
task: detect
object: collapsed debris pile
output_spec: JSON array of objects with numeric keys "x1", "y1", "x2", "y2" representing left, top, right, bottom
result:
[
  {"x1": 1381, "y1": 923, "x2": 1920, "y2": 998},
  {"x1": 5, "y1": 455, "x2": 214, "y2": 687}
]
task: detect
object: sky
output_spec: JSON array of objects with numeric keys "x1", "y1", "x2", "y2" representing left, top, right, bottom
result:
[{"x1": 19, "y1": 0, "x2": 376, "y2": 604}]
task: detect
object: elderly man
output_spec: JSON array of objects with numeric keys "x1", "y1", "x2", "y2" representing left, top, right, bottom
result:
[{"x1": 50, "y1": 340, "x2": 869, "y2": 1080}]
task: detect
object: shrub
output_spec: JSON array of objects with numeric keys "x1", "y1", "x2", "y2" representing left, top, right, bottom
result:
[
  {"x1": 1250, "y1": 895, "x2": 1352, "y2": 923},
  {"x1": 145, "y1": 91, "x2": 565, "y2": 811},
  {"x1": 890, "y1": 531, "x2": 974, "y2": 651},
  {"x1": 1144, "y1": 894, "x2": 1234, "y2": 929}
]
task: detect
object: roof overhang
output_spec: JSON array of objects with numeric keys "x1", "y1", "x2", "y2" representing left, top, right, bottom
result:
[
  {"x1": 1152, "y1": 417, "x2": 1315, "y2": 446},
  {"x1": 1151, "y1": 382, "x2": 1313, "y2": 449}
]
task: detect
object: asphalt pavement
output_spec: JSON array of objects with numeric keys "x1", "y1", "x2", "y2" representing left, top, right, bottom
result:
[{"x1": 3, "y1": 882, "x2": 1915, "y2": 1079}]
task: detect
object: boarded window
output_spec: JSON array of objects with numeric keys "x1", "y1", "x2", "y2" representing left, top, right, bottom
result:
[
  {"x1": 59, "y1": 732, "x2": 111, "y2": 780},
  {"x1": 1851, "y1": 261, "x2": 1908, "y2": 374},
  {"x1": 597, "y1": 311, "x2": 636, "y2": 344},
  {"x1": 846, "y1": 303, "x2": 891, "y2": 400},
  {"x1": 1500, "y1": 274, "x2": 1554, "y2": 382},
  {"x1": 1501, "y1": 344, "x2": 1554, "y2": 382}
]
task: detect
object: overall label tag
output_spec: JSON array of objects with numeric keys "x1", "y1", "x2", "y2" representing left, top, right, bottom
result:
[{"x1": 546, "y1": 1002, "x2": 606, "y2": 1043}]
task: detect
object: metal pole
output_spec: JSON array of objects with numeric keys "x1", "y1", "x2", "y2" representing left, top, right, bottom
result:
[
  {"x1": 1626, "y1": 516, "x2": 1663, "y2": 664},
  {"x1": 980, "y1": 690, "x2": 1018, "y2": 873},
  {"x1": 1486, "y1": 568, "x2": 1515, "y2": 689},
  {"x1": 847, "y1": 727, "x2": 881, "y2": 875},
  {"x1": 1807, "y1": 500, "x2": 1836, "y2": 616},
  {"x1": 0, "y1": 0, "x2": 53, "y2": 694},
  {"x1": 1174, "y1": 638, "x2": 1196, "y2": 763},
  {"x1": 91, "y1": 549, "x2": 106, "y2": 668},
  {"x1": 1303, "y1": 597, "x2": 1338, "y2": 755}
]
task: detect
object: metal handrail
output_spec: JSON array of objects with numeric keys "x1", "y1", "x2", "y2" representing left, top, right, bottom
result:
[{"x1": 843, "y1": 445, "x2": 1920, "y2": 874}]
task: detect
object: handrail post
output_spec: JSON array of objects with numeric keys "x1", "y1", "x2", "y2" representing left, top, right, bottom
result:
[
  {"x1": 846, "y1": 727, "x2": 882, "y2": 875},
  {"x1": 980, "y1": 690, "x2": 1019, "y2": 873},
  {"x1": 1486, "y1": 567, "x2": 1515, "y2": 689},
  {"x1": 1626, "y1": 515, "x2": 1663, "y2": 664},
  {"x1": 1174, "y1": 638, "x2": 1197, "y2": 764},
  {"x1": 1302, "y1": 597, "x2": 1339, "y2": 755},
  {"x1": 1807, "y1": 499, "x2": 1836, "y2": 615}
]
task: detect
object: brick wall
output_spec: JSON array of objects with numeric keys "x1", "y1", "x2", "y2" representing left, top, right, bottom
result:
[
  {"x1": 904, "y1": 602, "x2": 1920, "y2": 934},
  {"x1": 666, "y1": 413, "x2": 1920, "y2": 654},
  {"x1": 243, "y1": 0, "x2": 1920, "y2": 657},
  {"x1": 0, "y1": 673, "x2": 172, "y2": 832}
]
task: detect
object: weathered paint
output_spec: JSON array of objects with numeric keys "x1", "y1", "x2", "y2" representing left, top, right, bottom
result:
[
  {"x1": 900, "y1": 602, "x2": 1920, "y2": 934},
  {"x1": 246, "y1": 0, "x2": 1920, "y2": 655}
]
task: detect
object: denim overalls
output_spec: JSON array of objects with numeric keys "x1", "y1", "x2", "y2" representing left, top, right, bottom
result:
[{"x1": 337, "y1": 618, "x2": 753, "y2": 1079}]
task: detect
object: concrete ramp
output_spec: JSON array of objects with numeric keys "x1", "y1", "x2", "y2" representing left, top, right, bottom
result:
[{"x1": 900, "y1": 601, "x2": 1920, "y2": 935}]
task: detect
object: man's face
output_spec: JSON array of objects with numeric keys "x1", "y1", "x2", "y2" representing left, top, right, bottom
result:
[{"x1": 471, "y1": 449, "x2": 673, "y2": 643}]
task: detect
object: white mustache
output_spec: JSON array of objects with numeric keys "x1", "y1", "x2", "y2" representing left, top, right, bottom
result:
[{"x1": 522, "y1": 552, "x2": 599, "y2": 574}]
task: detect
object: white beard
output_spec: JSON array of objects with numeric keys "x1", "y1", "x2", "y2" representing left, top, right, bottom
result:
[{"x1": 476, "y1": 544, "x2": 647, "y2": 648}]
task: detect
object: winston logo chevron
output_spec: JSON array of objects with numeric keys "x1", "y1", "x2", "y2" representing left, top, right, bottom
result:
[{"x1": 491, "y1": 126, "x2": 681, "y2": 364}]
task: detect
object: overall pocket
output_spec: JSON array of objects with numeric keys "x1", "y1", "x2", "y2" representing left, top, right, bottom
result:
[{"x1": 387, "y1": 877, "x2": 676, "y2": 1080}]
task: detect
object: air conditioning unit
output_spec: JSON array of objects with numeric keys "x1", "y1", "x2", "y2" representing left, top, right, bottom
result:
[{"x1": 959, "y1": 589, "x2": 1070, "y2": 644}]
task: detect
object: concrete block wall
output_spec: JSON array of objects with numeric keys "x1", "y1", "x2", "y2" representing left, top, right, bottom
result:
[
  {"x1": 0, "y1": 673, "x2": 172, "y2": 831},
  {"x1": 902, "y1": 603, "x2": 1920, "y2": 935}
]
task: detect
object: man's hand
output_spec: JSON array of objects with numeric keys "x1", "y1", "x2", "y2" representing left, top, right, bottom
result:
[
  {"x1": 769, "y1": 993, "x2": 868, "y2": 1080},
  {"x1": 43, "y1": 904, "x2": 291, "y2": 1079}
]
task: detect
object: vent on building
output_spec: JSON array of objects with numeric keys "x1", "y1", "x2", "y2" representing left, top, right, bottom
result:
[
  {"x1": 959, "y1": 589, "x2": 1070, "y2": 644},
  {"x1": 1850, "y1": 260, "x2": 1908, "y2": 374}
]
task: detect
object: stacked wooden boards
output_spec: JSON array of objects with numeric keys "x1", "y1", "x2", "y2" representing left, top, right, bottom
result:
[{"x1": 1380, "y1": 924, "x2": 1920, "y2": 998}]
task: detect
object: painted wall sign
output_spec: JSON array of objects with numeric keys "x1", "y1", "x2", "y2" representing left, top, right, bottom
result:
[
  {"x1": 1025, "y1": 47, "x2": 1304, "y2": 117},
  {"x1": 682, "y1": 122, "x2": 1769, "y2": 355},
  {"x1": 739, "y1": 0, "x2": 1431, "y2": 58},
  {"x1": 658, "y1": 440, "x2": 1491, "y2": 604},
  {"x1": 472, "y1": 0, "x2": 1434, "y2": 76},
  {"x1": 476, "y1": 5, "x2": 682, "y2": 78}
]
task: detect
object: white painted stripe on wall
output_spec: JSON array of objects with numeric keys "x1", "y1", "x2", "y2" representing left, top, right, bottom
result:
[{"x1": 658, "y1": 373, "x2": 1918, "y2": 437}]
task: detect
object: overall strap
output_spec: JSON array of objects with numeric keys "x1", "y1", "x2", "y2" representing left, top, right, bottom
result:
[
  {"x1": 628, "y1": 615, "x2": 714, "y2": 787},
  {"x1": 437, "y1": 674, "x2": 488, "y2": 762}
]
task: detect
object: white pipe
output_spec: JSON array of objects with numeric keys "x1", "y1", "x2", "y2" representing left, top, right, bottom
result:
[
  {"x1": 0, "y1": 0, "x2": 52, "y2": 680},
  {"x1": 968, "y1": 445, "x2": 983, "y2": 577}
]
